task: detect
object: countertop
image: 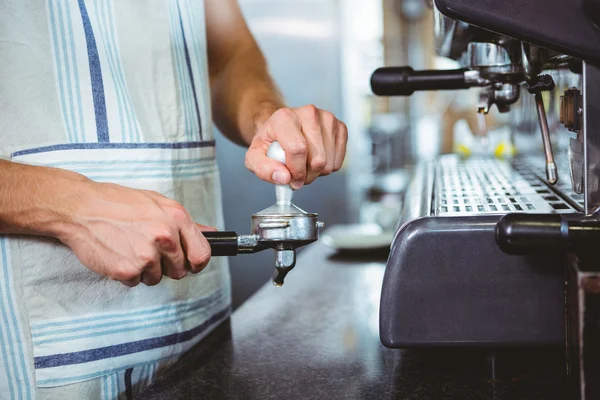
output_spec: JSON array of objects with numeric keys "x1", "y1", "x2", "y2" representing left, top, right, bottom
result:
[{"x1": 139, "y1": 243, "x2": 569, "y2": 400}]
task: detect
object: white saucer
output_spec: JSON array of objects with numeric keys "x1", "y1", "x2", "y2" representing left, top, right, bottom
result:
[{"x1": 321, "y1": 224, "x2": 395, "y2": 251}]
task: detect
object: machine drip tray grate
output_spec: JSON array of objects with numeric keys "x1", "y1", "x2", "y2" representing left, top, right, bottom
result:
[
  {"x1": 434, "y1": 157, "x2": 576, "y2": 216},
  {"x1": 512, "y1": 156, "x2": 585, "y2": 210}
]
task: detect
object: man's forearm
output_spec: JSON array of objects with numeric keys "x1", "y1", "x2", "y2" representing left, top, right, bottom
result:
[
  {"x1": 205, "y1": 0, "x2": 285, "y2": 147},
  {"x1": 0, "y1": 159, "x2": 215, "y2": 285},
  {"x1": 209, "y1": 43, "x2": 285, "y2": 147},
  {"x1": 0, "y1": 160, "x2": 86, "y2": 237}
]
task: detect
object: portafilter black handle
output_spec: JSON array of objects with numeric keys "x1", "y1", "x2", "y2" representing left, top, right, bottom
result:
[
  {"x1": 370, "y1": 67, "x2": 471, "y2": 96},
  {"x1": 202, "y1": 231, "x2": 239, "y2": 256},
  {"x1": 495, "y1": 213, "x2": 600, "y2": 255}
]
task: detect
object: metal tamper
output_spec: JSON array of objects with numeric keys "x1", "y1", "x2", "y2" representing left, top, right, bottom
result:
[{"x1": 203, "y1": 141, "x2": 323, "y2": 286}]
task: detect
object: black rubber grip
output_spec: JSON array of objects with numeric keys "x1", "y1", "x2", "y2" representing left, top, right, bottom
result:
[
  {"x1": 203, "y1": 231, "x2": 239, "y2": 256},
  {"x1": 370, "y1": 67, "x2": 469, "y2": 96},
  {"x1": 495, "y1": 213, "x2": 600, "y2": 255},
  {"x1": 496, "y1": 214, "x2": 567, "y2": 255}
]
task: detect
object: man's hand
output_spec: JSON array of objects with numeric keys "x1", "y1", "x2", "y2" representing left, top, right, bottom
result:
[
  {"x1": 205, "y1": 1, "x2": 348, "y2": 185},
  {"x1": 58, "y1": 181, "x2": 214, "y2": 287},
  {"x1": 245, "y1": 105, "x2": 348, "y2": 189}
]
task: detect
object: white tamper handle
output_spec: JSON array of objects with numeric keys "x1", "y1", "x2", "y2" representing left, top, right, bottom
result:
[{"x1": 266, "y1": 141, "x2": 294, "y2": 205}]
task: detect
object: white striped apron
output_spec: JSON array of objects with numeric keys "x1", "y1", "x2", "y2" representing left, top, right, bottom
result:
[{"x1": 0, "y1": 1, "x2": 231, "y2": 398}]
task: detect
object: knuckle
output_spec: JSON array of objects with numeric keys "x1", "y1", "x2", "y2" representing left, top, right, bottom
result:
[
  {"x1": 322, "y1": 111, "x2": 335, "y2": 125},
  {"x1": 169, "y1": 203, "x2": 191, "y2": 224},
  {"x1": 189, "y1": 250, "x2": 211, "y2": 268},
  {"x1": 304, "y1": 104, "x2": 319, "y2": 119},
  {"x1": 139, "y1": 248, "x2": 158, "y2": 266},
  {"x1": 322, "y1": 165, "x2": 334, "y2": 175},
  {"x1": 111, "y1": 266, "x2": 139, "y2": 282},
  {"x1": 154, "y1": 228, "x2": 175, "y2": 245},
  {"x1": 286, "y1": 139, "x2": 308, "y2": 157},
  {"x1": 275, "y1": 107, "x2": 295, "y2": 120},
  {"x1": 310, "y1": 155, "x2": 327, "y2": 170}
]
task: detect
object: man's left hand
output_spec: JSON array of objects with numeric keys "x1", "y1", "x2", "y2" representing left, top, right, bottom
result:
[{"x1": 245, "y1": 105, "x2": 348, "y2": 189}]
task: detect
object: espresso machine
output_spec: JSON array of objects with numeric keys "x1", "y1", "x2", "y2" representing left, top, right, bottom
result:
[{"x1": 371, "y1": 1, "x2": 600, "y2": 398}]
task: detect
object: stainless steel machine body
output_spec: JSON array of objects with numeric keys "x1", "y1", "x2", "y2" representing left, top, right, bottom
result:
[{"x1": 371, "y1": 1, "x2": 600, "y2": 398}]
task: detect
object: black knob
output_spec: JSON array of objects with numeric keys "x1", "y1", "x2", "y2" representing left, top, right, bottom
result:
[
  {"x1": 526, "y1": 74, "x2": 555, "y2": 94},
  {"x1": 496, "y1": 213, "x2": 600, "y2": 255},
  {"x1": 370, "y1": 67, "x2": 470, "y2": 96},
  {"x1": 496, "y1": 213, "x2": 567, "y2": 255}
]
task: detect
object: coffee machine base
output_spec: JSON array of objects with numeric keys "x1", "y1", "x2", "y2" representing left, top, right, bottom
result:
[
  {"x1": 380, "y1": 156, "x2": 576, "y2": 348},
  {"x1": 380, "y1": 215, "x2": 566, "y2": 348}
]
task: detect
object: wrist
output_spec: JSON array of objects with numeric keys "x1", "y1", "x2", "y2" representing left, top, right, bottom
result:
[
  {"x1": 37, "y1": 173, "x2": 92, "y2": 242},
  {"x1": 0, "y1": 160, "x2": 93, "y2": 240}
]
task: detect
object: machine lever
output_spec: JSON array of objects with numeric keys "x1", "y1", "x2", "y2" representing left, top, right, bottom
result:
[
  {"x1": 495, "y1": 213, "x2": 600, "y2": 255},
  {"x1": 370, "y1": 67, "x2": 481, "y2": 96},
  {"x1": 527, "y1": 75, "x2": 558, "y2": 185}
]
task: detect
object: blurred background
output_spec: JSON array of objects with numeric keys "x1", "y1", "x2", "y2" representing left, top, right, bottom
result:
[{"x1": 219, "y1": 0, "x2": 533, "y2": 309}]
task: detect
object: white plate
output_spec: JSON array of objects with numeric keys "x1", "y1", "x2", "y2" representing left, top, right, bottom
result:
[{"x1": 321, "y1": 224, "x2": 395, "y2": 251}]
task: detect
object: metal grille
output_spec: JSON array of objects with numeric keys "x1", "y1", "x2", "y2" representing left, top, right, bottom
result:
[
  {"x1": 513, "y1": 156, "x2": 585, "y2": 210},
  {"x1": 434, "y1": 156, "x2": 576, "y2": 216},
  {"x1": 555, "y1": 181, "x2": 585, "y2": 209}
]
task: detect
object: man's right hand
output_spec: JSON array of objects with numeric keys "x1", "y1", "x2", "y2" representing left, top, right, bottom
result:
[{"x1": 57, "y1": 181, "x2": 213, "y2": 287}]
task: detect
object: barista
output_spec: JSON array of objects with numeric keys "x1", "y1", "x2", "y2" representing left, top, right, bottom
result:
[{"x1": 0, "y1": 0, "x2": 347, "y2": 398}]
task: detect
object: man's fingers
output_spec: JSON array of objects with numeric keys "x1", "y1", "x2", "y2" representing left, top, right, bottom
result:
[
  {"x1": 333, "y1": 121, "x2": 348, "y2": 171},
  {"x1": 121, "y1": 276, "x2": 141, "y2": 288},
  {"x1": 156, "y1": 231, "x2": 187, "y2": 281},
  {"x1": 295, "y1": 105, "x2": 326, "y2": 185},
  {"x1": 266, "y1": 109, "x2": 308, "y2": 189},
  {"x1": 140, "y1": 263, "x2": 162, "y2": 286},
  {"x1": 180, "y1": 223, "x2": 212, "y2": 274},
  {"x1": 120, "y1": 254, "x2": 161, "y2": 287},
  {"x1": 245, "y1": 108, "x2": 306, "y2": 187},
  {"x1": 319, "y1": 110, "x2": 337, "y2": 178},
  {"x1": 140, "y1": 249, "x2": 163, "y2": 286},
  {"x1": 196, "y1": 224, "x2": 217, "y2": 232},
  {"x1": 245, "y1": 106, "x2": 347, "y2": 186},
  {"x1": 245, "y1": 149, "x2": 291, "y2": 184}
]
